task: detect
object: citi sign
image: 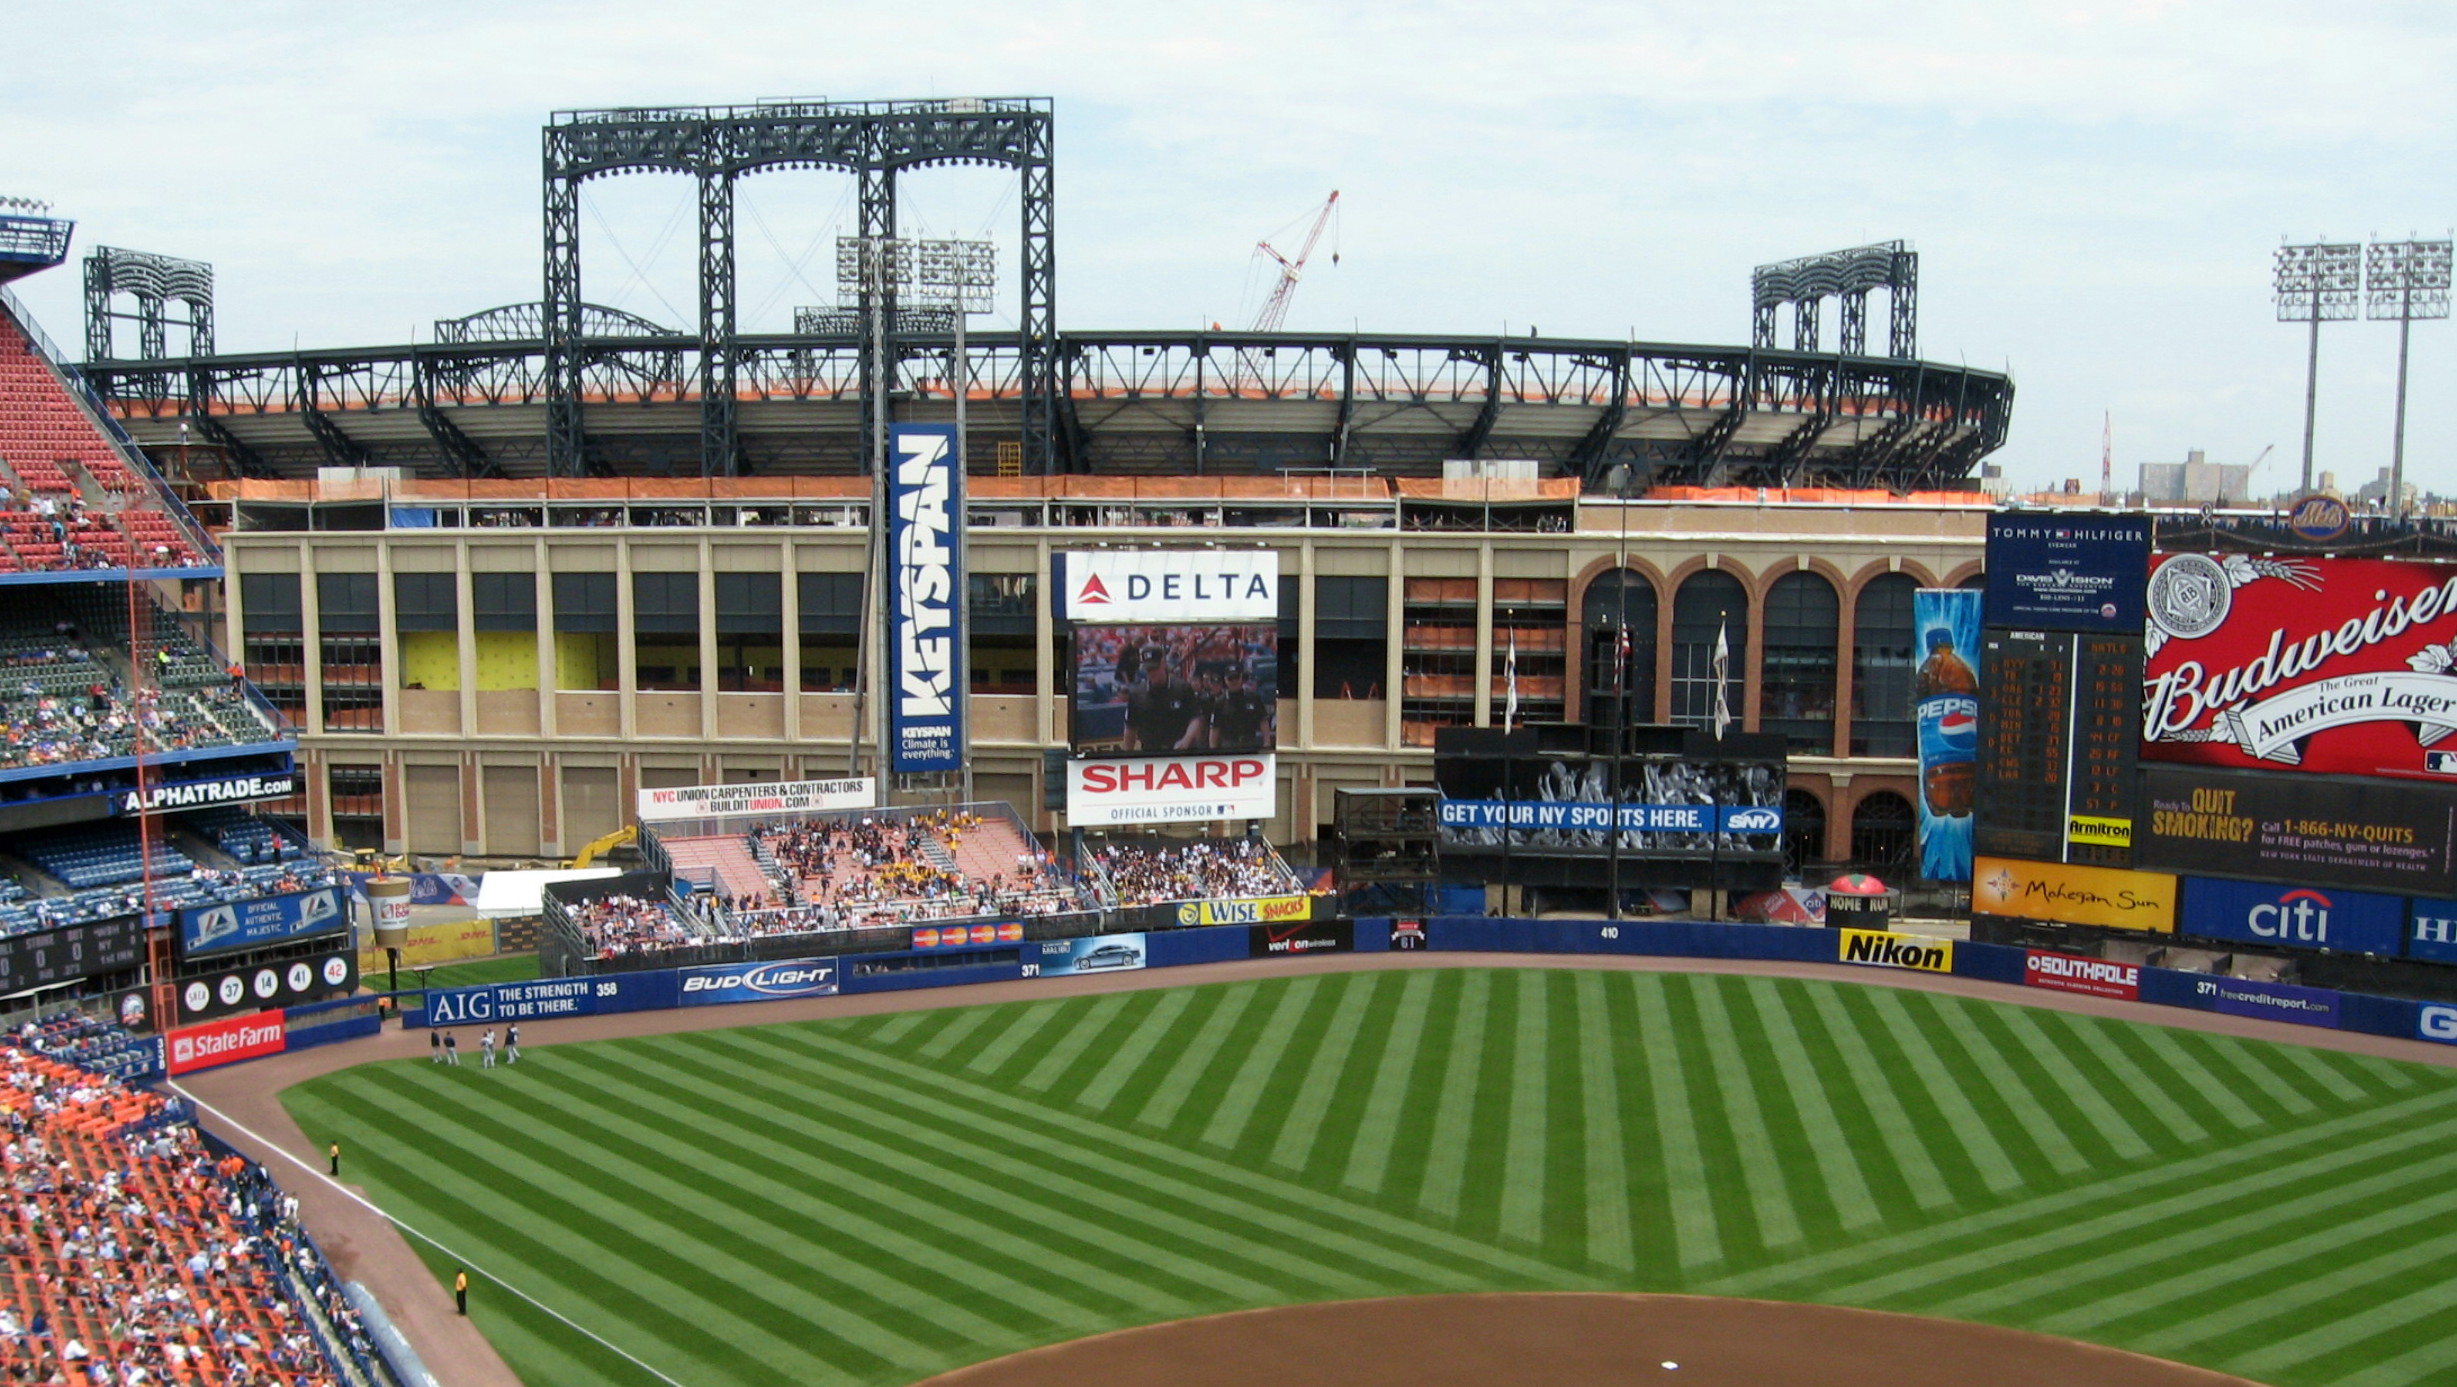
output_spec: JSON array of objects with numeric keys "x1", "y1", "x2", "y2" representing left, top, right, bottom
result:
[{"x1": 2183, "y1": 878, "x2": 2402, "y2": 956}]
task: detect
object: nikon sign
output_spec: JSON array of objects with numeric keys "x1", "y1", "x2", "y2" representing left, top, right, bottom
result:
[
  {"x1": 1837, "y1": 928, "x2": 1953, "y2": 974},
  {"x1": 888, "y1": 424, "x2": 963, "y2": 774}
]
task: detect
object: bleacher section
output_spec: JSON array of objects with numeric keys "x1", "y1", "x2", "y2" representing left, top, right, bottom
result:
[
  {"x1": 0, "y1": 816, "x2": 339, "y2": 936},
  {"x1": 0, "y1": 305, "x2": 205, "y2": 572},
  {"x1": 0, "y1": 584, "x2": 282, "y2": 774},
  {"x1": 0, "y1": 1017, "x2": 384, "y2": 1386},
  {"x1": 1085, "y1": 834, "x2": 1302, "y2": 907}
]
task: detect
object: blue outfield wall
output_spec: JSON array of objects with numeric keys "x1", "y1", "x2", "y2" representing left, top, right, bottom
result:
[{"x1": 367, "y1": 914, "x2": 2448, "y2": 1054}]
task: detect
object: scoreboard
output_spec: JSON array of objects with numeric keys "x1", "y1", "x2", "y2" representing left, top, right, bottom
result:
[
  {"x1": 1976, "y1": 629, "x2": 2140, "y2": 867},
  {"x1": 0, "y1": 916, "x2": 146, "y2": 994}
]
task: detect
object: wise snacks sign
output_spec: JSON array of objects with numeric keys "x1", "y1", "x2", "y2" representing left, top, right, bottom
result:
[{"x1": 2142, "y1": 554, "x2": 2457, "y2": 781}]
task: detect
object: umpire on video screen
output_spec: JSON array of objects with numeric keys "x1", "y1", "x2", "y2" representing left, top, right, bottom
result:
[{"x1": 1124, "y1": 651, "x2": 1205, "y2": 752}]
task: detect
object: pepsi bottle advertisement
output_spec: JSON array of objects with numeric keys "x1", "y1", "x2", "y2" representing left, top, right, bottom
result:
[{"x1": 1913, "y1": 589, "x2": 1982, "y2": 881}]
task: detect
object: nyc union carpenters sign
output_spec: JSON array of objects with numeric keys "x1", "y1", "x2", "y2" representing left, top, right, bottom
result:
[{"x1": 889, "y1": 424, "x2": 964, "y2": 773}]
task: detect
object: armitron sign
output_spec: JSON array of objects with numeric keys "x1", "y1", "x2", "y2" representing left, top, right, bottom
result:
[
  {"x1": 2143, "y1": 554, "x2": 2457, "y2": 781},
  {"x1": 1067, "y1": 754, "x2": 1276, "y2": 825},
  {"x1": 888, "y1": 424, "x2": 963, "y2": 774}
]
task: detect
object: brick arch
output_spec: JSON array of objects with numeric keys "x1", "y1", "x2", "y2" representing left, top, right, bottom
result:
[
  {"x1": 1943, "y1": 559, "x2": 1985, "y2": 589},
  {"x1": 1568, "y1": 557, "x2": 1669, "y2": 724},
  {"x1": 1744, "y1": 555, "x2": 1851, "y2": 603}
]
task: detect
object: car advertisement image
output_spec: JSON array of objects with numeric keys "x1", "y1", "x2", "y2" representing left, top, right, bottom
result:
[{"x1": 1037, "y1": 933, "x2": 1149, "y2": 977}]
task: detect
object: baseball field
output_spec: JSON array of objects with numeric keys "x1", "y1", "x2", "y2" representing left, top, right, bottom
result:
[{"x1": 282, "y1": 968, "x2": 2457, "y2": 1387}]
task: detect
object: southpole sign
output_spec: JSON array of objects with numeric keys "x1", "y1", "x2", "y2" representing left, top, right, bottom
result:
[
  {"x1": 1058, "y1": 550, "x2": 1279, "y2": 623},
  {"x1": 2142, "y1": 554, "x2": 2457, "y2": 780},
  {"x1": 888, "y1": 424, "x2": 963, "y2": 774}
]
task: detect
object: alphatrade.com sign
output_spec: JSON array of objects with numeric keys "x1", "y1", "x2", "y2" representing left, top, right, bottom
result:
[
  {"x1": 1837, "y1": 928, "x2": 1953, "y2": 974},
  {"x1": 1058, "y1": 549, "x2": 1280, "y2": 623},
  {"x1": 1068, "y1": 753, "x2": 1276, "y2": 825}
]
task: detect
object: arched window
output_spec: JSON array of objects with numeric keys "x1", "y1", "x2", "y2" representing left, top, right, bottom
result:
[
  {"x1": 1852, "y1": 574, "x2": 1918, "y2": 757},
  {"x1": 1959, "y1": 571, "x2": 1987, "y2": 592},
  {"x1": 1581, "y1": 570, "x2": 1657, "y2": 728},
  {"x1": 1782, "y1": 789, "x2": 1827, "y2": 876},
  {"x1": 1760, "y1": 572, "x2": 1838, "y2": 753},
  {"x1": 1850, "y1": 791, "x2": 1916, "y2": 875},
  {"x1": 1670, "y1": 570, "x2": 1748, "y2": 732}
]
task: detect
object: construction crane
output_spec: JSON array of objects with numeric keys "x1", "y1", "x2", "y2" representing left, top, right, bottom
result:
[{"x1": 1250, "y1": 191, "x2": 1340, "y2": 332}]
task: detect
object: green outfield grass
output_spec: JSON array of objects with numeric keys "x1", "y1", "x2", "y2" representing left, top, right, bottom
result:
[
  {"x1": 410, "y1": 952, "x2": 541, "y2": 991},
  {"x1": 283, "y1": 970, "x2": 2457, "y2": 1387}
]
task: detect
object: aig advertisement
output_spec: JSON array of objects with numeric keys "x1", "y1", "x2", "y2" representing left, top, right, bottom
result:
[
  {"x1": 1057, "y1": 549, "x2": 1280, "y2": 623},
  {"x1": 2179, "y1": 877, "x2": 2404, "y2": 956},
  {"x1": 2137, "y1": 766, "x2": 2457, "y2": 897},
  {"x1": 1067, "y1": 754, "x2": 1276, "y2": 825},
  {"x1": 1913, "y1": 588, "x2": 1981, "y2": 882},
  {"x1": 179, "y1": 887, "x2": 346, "y2": 960},
  {"x1": 2142, "y1": 554, "x2": 2457, "y2": 781},
  {"x1": 1972, "y1": 856, "x2": 2178, "y2": 932},
  {"x1": 888, "y1": 424, "x2": 964, "y2": 774}
]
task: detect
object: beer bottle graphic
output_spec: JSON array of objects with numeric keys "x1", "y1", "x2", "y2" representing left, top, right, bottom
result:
[{"x1": 1915, "y1": 627, "x2": 1979, "y2": 818}]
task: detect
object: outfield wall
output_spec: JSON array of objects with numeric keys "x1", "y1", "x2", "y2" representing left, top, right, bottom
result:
[{"x1": 354, "y1": 914, "x2": 2452, "y2": 1058}]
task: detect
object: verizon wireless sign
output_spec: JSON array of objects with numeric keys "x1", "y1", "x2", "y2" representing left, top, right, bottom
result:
[
  {"x1": 166, "y1": 1010, "x2": 286, "y2": 1075},
  {"x1": 1059, "y1": 550, "x2": 1279, "y2": 623},
  {"x1": 1067, "y1": 754, "x2": 1276, "y2": 825}
]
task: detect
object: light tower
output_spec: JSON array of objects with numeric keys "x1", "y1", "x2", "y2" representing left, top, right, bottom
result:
[
  {"x1": 2272, "y1": 241, "x2": 2360, "y2": 494},
  {"x1": 2365, "y1": 237, "x2": 2452, "y2": 518}
]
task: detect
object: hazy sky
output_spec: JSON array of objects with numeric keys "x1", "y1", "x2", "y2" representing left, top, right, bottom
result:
[{"x1": 6, "y1": 2, "x2": 2450, "y2": 493}]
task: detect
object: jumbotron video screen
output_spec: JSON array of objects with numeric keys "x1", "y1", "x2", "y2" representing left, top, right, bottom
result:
[{"x1": 1070, "y1": 624, "x2": 1280, "y2": 755}]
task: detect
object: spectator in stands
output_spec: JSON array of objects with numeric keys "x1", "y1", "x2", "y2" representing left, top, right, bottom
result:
[{"x1": 1090, "y1": 837, "x2": 1294, "y2": 907}]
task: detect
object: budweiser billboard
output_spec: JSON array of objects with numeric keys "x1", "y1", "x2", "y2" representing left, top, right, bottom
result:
[
  {"x1": 166, "y1": 1010, "x2": 286, "y2": 1075},
  {"x1": 2142, "y1": 554, "x2": 2457, "y2": 781}
]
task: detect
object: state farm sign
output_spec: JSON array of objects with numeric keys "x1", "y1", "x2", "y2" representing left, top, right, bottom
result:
[
  {"x1": 2143, "y1": 554, "x2": 2457, "y2": 781},
  {"x1": 166, "y1": 1010, "x2": 287, "y2": 1075},
  {"x1": 1067, "y1": 754, "x2": 1277, "y2": 825}
]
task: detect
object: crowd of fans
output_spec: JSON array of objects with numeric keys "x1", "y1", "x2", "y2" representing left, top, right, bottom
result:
[
  {"x1": 1089, "y1": 837, "x2": 1297, "y2": 907},
  {"x1": 735, "y1": 809, "x2": 1078, "y2": 933},
  {"x1": 571, "y1": 893, "x2": 699, "y2": 959},
  {"x1": 0, "y1": 1028, "x2": 374, "y2": 1386},
  {"x1": 0, "y1": 684, "x2": 275, "y2": 774}
]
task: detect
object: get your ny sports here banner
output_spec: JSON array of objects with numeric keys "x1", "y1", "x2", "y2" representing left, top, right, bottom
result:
[
  {"x1": 1913, "y1": 588, "x2": 1981, "y2": 881},
  {"x1": 2142, "y1": 554, "x2": 2457, "y2": 781}
]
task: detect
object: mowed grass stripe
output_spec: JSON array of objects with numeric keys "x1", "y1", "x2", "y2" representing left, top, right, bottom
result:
[
  {"x1": 2199, "y1": 1030, "x2": 2322, "y2": 1115},
  {"x1": 866, "y1": 1008, "x2": 933, "y2": 1047},
  {"x1": 1202, "y1": 976, "x2": 1323, "y2": 1149},
  {"x1": 1418, "y1": 971, "x2": 1493, "y2": 1221},
  {"x1": 1742, "y1": 978, "x2": 1881, "y2": 1233},
  {"x1": 757, "y1": 1018, "x2": 1587, "y2": 1289},
  {"x1": 966, "y1": 1000, "x2": 1065, "y2": 1075},
  {"x1": 429, "y1": 1053, "x2": 1058, "y2": 1345},
  {"x1": 1077, "y1": 988, "x2": 1195, "y2": 1113},
  {"x1": 2221, "y1": 1252, "x2": 2457, "y2": 1378},
  {"x1": 1688, "y1": 975, "x2": 1802, "y2": 1247},
  {"x1": 1341, "y1": 970, "x2": 1436, "y2": 1195},
  {"x1": 1270, "y1": 973, "x2": 1383, "y2": 1171},
  {"x1": 1706, "y1": 1073, "x2": 2457, "y2": 1297},
  {"x1": 610, "y1": 1037, "x2": 1291, "y2": 1311},
  {"x1": 2037, "y1": 1008, "x2": 2209, "y2": 1146},
  {"x1": 1496, "y1": 971, "x2": 1551, "y2": 1244},
  {"x1": 1804, "y1": 985, "x2": 1953, "y2": 1212},
  {"x1": 2126, "y1": 1024, "x2": 2267, "y2": 1130},
  {"x1": 1810, "y1": 1102, "x2": 2457, "y2": 1306},
  {"x1": 914, "y1": 1004, "x2": 997, "y2": 1061},
  {"x1": 1572, "y1": 973, "x2": 1636, "y2": 1271},
  {"x1": 1631, "y1": 973, "x2": 1721, "y2": 1269},
  {"x1": 1863, "y1": 989, "x2": 2022, "y2": 1196},
  {"x1": 1022, "y1": 993, "x2": 1134, "y2": 1091},
  {"x1": 1931, "y1": 1141, "x2": 2457, "y2": 1320},
  {"x1": 1136, "y1": 985, "x2": 1255, "y2": 1128},
  {"x1": 549, "y1": 1042, "x2": 1178, "y2": 1324},
  {"x1": 291, "y1": 1079, "x2": 829, "y2": 1387},
  {"x1": 2131, "y1": 1222, "x2": 2457, "y2": 1360},
  {"x1": 1988, "y1": 1003, "x2": 2156, "y2": 1163},
  {"x1": 2275, "y1": 1042, "x2": 2375, "y2": 1103},
  {"x1": 295, "y1": 1071, "x2": 926, "y2": 1383},
  {"x1": 1926, "y1": 998, "x2": 2092, "y2": 1177},
  {"x1": 2039, "y1": 1177, "x2": 2457, "y2": 1336}
]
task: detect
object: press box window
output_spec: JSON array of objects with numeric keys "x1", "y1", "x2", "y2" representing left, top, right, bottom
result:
[
  {"x1": 799, "y1": 572, "x2": 863, "y2": 693},
  {"x1": 633, "y1": 572, "x2": 701, "y2": 691},
  {"x1": 316, "y1": 572, "x2": 382, "y2": 732},
  {"x1": 970, "y1": 573, "x2": 1036, "y2": 692},
  {"x1": 1314, "y1": 575, "x2": 1387, "y2": 700},
  {"x1": 553, "y1": 572, "x2": 618, "y2": 691},
  {"x1": 393, "y1": 572, "x2": 459, "y2": 692},
  {"x1": 239, "y1": 572, "x2": 305, "y2": 722},
  {"x1": 472, "y1": 572, "x2": 539, "y2": 691},
  {"x1": 716, "y1": 572, "x2": 783, "y2": 692}
]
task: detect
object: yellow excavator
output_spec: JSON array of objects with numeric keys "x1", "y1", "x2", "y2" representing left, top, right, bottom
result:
[{"x1": 568, "y1": 824, "x2": 637, "y2": 869}]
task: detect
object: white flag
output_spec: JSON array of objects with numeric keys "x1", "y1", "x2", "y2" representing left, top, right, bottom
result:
[
  {"x1": 1504, "y1": 630, "x2": 1519, "y2": 732},
  {"x1": 1711, "y1": 618, "x2": 1732, "y2": 739}
]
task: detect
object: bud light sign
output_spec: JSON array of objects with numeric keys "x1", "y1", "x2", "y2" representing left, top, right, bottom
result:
[
  {"x1": 888, "y1": 424, "x2": 963, "y2": 774},
  {"x1": 2181, "y1": 877, "x2": 2404, "y2": 956},
  {"x1": 1913, "y1": 587, "x2": 1981, "y2": 882},
  {"x1": 675, "y1": 957, "x2": 840, "y2": 1007}
]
